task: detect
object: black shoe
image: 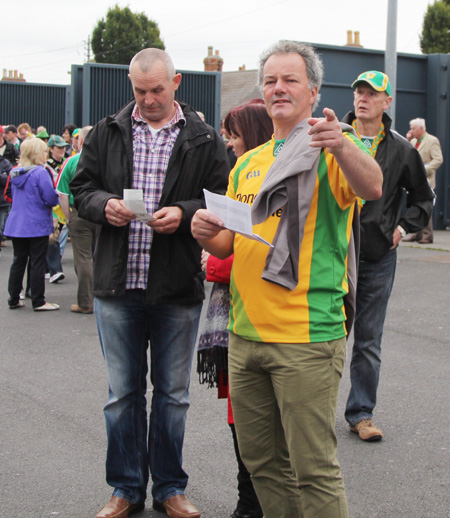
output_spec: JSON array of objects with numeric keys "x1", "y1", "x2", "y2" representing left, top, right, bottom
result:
[{"x1": 230, "y1": 507, "x2": 264, "y2": 518}]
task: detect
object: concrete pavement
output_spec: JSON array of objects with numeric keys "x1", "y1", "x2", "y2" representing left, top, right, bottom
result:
[{"x1": 1, "y1": 233, "x2": 449, "y2": 517}]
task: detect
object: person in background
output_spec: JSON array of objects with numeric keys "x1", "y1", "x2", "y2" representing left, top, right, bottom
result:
[
  {"x1": 196, "y1": 111, "x2": 206, "y2": 122},
  {"x1": 403, "y1": 117, "x2": 443, "y2": 244},
  {"x1": 4, "y1": 138, "x2": 60, "y2": 311},
  {"x1": 62, "y1": 123, "x2": 77, "y2": 157},
  {"x1": 56, "y1": 126, "x2": 96, "y2": 314},
  {"x1": 17, "y1": 123, "x2": 33, "y2": 142},
  {"x1": 192, "y1": 41, "x2": 383, "y2": 518},
  {"x1": 342, "y1": 72, "x2": 434, "y2": 441},
  {"x1": 4, "y1": 125, "x2": 21, "y2": 152},
  {"x1": 36, "y1": 130, "x2": 50, "y2": 143},
  {"x1": 71, "y1": 128, "x2": 81, "y2": 154},
  {"x1": 47, "y1": 135, "x2": 67, "y2": 179},
  {"x1": 198, "y1": 98, "x2": 272, "y2": 518},
  {"x1": 71, "y1": 47, "x2": 229, "y2": 518},
  {"x1": 0, "y1": 155, "x2": 12, "y2": 249},
  {"x1": 220, "y1": 120, "x2": 237, "y2": 170},
  {"x1": 45, "y1": 135, "x2": 68, "y2": 284},
  {"x1": 0, "y1": 125, "x2": 19, "y2": 165}
]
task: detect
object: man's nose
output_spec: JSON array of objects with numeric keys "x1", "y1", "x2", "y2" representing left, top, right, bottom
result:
[
  {"x1": 144, "y1": 92, "x2": 154, "y2": 104},
  {"x1": 274, "y1": 79, "x2": 286, "y2": 93}
]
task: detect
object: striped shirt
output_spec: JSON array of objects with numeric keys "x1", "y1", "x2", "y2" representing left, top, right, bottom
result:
[{"x1": 125, "y1": 102, "x2": 185, "y2": 290}]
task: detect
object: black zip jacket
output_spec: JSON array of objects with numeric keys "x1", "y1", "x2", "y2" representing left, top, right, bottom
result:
[
  {"x1": 71, "y1": 100, "x2": 229, "y2": 305},
  {"x1": 342, "y1": 111, "x2": 434, "y2": 262},
  {"x1": 1, "y1": 140, "x2": 19, "y2": 166}
]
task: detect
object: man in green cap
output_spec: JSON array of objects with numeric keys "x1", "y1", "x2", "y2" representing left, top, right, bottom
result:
[{"x1": 342, "y1": 71, "x2": 434, "y2": 441}]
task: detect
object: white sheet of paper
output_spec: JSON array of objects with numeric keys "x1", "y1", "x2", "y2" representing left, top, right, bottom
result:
[
  {"x1": 203, "y1": 189, "x2": 273, "y2": 247},
  {"x1": 123, "y1": 189, "x2": 156, "y2": 222}
]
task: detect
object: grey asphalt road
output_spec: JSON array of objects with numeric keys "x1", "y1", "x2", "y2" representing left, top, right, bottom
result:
[{"x1": 1, "y1": 235, "x2": 449, "y2": 518}]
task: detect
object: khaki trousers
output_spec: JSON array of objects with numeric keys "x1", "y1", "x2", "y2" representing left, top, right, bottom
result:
[
  {"x1": 228, "y1": 333, "x2": 348, "y2": 518},
  {"x1": 67, "y1": 208, "x2": 98, "y2": 309}
]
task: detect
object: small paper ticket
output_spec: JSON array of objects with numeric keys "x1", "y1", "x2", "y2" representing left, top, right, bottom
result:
[{"x1": 123, "y1": 189, "x2": 156, "y2": 222}]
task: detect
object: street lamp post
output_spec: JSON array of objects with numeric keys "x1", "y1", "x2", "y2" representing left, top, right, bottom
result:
[{"x1": 385, "y1": 0, "x2": 398, "y2": 128}]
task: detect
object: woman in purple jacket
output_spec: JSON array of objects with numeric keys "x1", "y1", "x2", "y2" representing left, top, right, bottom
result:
[{"x1": 4, "y1": 138, "x2": 60, "y2": 311}]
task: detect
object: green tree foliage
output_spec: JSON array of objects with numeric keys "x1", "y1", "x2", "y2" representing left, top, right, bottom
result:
[
  {"x1": 92, "y1": 5, "x2": 165, "y2": 64},
  {"x1": 420, "y1": 0, "x2": 450, "y2": 54}
]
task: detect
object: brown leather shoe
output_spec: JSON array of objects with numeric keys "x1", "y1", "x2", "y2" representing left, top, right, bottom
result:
[
  {"x1": 350, "y1": 419, "x2": 383, "y2": 442},
  {"x1": 402, "y1": 234, "x2": 418, "y2": 242},
  {"x1": 418, "y1": 239, "x2": 433, "y2": 244},
  {"x1": 153, "y1": 494, "x2": 201, "y2": 518},
  {"x1": 71, "y1": 303, "x2": 94, "y2": 314},
  {"x1": 96, "y1": 496, "x2": 145, "y2": 518}
]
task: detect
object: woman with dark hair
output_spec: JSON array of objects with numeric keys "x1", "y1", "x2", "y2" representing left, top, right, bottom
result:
[
  {"x1": 62, "y1": 123, "x2": 77, "y2": 157},
  {"x1": 224, "y1": 98, "x2": 274, "y2": 157},
  {"x1": 198, "y1": 99, "x2": 273, "y2": 518}
]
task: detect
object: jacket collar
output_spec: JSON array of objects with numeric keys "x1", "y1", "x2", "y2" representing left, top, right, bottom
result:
[
  {"x1": 107, "y1": 98, "x2": 208, "y2": 141},
  {"x1": 343, "y1": 110, "x2": 393, "y2": 134}
]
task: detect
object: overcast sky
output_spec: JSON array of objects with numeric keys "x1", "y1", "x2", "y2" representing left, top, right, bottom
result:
[{"x1": 1, "y1": 0, "x2": 432, "y2": 85}]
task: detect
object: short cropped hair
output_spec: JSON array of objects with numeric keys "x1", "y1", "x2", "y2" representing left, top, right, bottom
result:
[
  {"x1": 409, "y1": 118, "x2": 426, "y2": 130},
  {"x1": 18, "y1": 137, "x2": 48, "y2": 167},
  {"x1": 79, "y1": 125, "x2": 93, "y2": 141},
  {"x1": 259, "y1": 40, "x2": 323, "y2": 111},
  {"x1": 129, "y1": 48, "x2": 175, "y2": 80}
]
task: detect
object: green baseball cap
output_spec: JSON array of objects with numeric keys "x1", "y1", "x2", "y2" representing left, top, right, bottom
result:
[
  {"x1": 48, "y1": 135, "x2": 67, "y2": 147},
  {"x1": 351, "y1": 70, "x2": 391, "y2": 96}
]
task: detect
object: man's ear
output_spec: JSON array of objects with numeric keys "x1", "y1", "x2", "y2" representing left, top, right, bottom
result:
[
  {"x1": 173, "y1": 73, "x2": 182, "y2": 92},
  {"x1": 383, "y1": 95, "x2": 393, "y2": 110}
]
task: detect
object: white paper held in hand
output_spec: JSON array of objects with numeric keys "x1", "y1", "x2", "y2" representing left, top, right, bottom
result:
[
  {"x1": 203, "y1": 189, "x2": 273, "y2": 247},
  {"x1": 123, "y1": 189, "x2": 156, "y2": 222}
]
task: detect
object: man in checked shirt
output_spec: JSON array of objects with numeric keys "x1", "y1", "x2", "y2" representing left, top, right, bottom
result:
[{"x1": 71, "y1": 48, "x2": 229, "y2": 518}]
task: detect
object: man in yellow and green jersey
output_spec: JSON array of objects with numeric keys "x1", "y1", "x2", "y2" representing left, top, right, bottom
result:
[
  {"x1": 192, "y1": 41, "x2": 383, "y2": 518},
  {"x1": 227, "y1": 130, "x2": 368, "y2": 345}
]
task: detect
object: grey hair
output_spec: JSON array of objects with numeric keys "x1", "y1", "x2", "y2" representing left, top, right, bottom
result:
[
  {"x1": 409, "y1": 117, "x2": 426, "y2": 130},
  {"x1": 258, "y1": 40, "x2": 323, "y2": 111},
  {"x1": 79, "y1": 126, "x2": 93, "y2": 142},
  {"x1": 129, "y1": 48, "x2": 175, "y2": 79}
]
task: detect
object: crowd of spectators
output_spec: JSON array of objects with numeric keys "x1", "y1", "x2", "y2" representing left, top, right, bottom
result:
[{"x1": 0, "y1": 120, "x2": 87, "y2": 311}]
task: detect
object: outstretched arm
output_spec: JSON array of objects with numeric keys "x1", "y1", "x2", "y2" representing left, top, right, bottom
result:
[{"x1": 308, "y1": 108, "x2": 383, "y2": 200}]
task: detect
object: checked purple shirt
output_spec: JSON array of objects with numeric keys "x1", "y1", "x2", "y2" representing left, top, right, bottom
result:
[{"x1": 125, "y1": 102, "x2": 185, "y2": 290}]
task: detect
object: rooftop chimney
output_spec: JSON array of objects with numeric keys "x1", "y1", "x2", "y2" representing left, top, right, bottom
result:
[
  {"x1": 203, "y1": 46, "x2": 223, "y2": 72},
  {"x1": 1, "y1": 69, "x2": 26, "y2": 82},
  {"x1": 346, "y1": 30, "x2": 363, "y2": 48}
]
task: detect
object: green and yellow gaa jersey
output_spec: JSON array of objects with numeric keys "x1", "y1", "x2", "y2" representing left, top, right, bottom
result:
[{"x1": 226, "y1": 134, "x2": 366, "y2": 344}]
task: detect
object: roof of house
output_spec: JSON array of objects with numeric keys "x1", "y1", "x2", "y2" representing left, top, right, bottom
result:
[{"x1": 220, "y1": 69, "x2": 261, "y2": 119}]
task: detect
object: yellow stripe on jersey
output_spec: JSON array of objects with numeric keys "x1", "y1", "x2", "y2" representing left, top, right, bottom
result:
[{"x1": 227, "y1": 136, "x2": 360, "y2": 343}]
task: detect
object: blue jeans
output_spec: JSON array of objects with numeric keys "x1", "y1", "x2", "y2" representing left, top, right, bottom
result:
[
  {"x1": 345, "y1": 248, "x2": 397, "y2": 426},
  {"x1": 58, "y1": 224, "x2": 69, "y2": 256},
  {"x1": 94, "y1": 290, "x2": 202, "y2": 505},
  {"x1": 46, "y1": 241, "x2": 63, "y2": 275}
]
